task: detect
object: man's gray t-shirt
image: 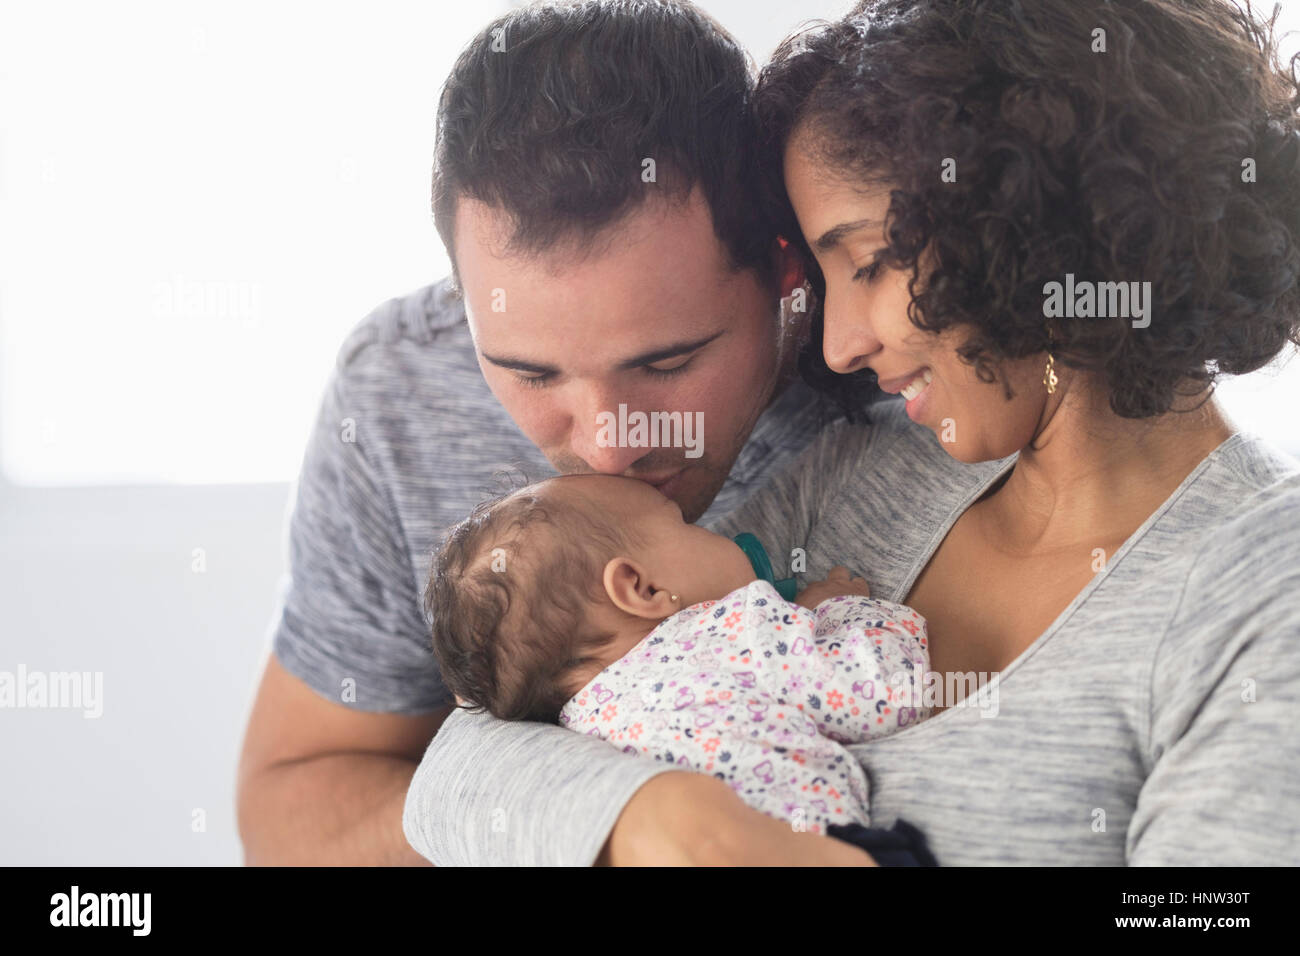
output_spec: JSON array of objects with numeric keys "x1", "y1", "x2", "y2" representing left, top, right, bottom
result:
[
  {"x1": 268, "y1": 277, "x2": 838, "y2": 714},
  {"x1": 404, "y1": 397, "x2": 1300, "y2": 865}
]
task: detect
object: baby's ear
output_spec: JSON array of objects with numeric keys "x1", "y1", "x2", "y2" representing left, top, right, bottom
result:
[{"x1": 603, "y1": 556, "x2": 668, "y2": 619}]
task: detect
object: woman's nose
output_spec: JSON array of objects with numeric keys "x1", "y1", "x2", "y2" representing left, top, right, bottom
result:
[{"x1": 821, "y1": 286, "x2": 880, "y2": 375}]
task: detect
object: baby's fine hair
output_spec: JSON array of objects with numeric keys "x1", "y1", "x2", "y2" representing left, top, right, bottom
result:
[{"x1": 426, "y1": 479, "x2": 639, "y2": 723}]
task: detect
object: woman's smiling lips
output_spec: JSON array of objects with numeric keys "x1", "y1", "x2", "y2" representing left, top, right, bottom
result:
[
  {"x1": 874, "y1": 367, "x2": 932, "y2": 395},
  {"x1": 874, "y1": 367, "x2": 936, "y2": 422}
]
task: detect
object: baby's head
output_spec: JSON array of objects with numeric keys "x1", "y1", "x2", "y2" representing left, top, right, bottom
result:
[{"x1": 427, "y1": 474, "x2": 756, "y2": 724}]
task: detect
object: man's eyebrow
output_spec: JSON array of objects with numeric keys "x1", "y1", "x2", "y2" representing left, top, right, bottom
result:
[
  {"x1": 617, "y1": 330, "x2": 725, "y2": 370},
  {"x1": 479, "y1": 352, "x2": 554, "y2": 375},
  {"x1": 813, "y1": 218, "x2": 884, "y2": 253},
  {"x1": 480, "y1": 330, "x2": 726, "y2": 376}
]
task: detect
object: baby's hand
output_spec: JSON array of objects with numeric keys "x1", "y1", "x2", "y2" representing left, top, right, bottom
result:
[{"x1": 793, "y1": 566, "x2": 870, "y2": 610}]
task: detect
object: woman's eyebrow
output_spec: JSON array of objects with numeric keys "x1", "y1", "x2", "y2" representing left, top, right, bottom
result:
[{"x1": 813, "y1": 218, "x2": 884, "y2": 253}]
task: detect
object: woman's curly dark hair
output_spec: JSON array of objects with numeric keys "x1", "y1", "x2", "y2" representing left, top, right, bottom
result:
[{"x1": 759, "y1": 0, "x2": 1300, "y2": 418}]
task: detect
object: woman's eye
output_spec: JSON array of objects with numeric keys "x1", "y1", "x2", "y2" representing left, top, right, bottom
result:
[{"x1": 853, "y1": 260, "x2": 883, "y2": 284}]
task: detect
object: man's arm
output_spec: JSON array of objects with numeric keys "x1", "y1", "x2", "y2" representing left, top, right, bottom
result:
[
  {"x1": 238, "y1": 322, "x2": 462, "y2": 864},
  {"x1": 237, "y1": 654, "x2": 452, "y2": 865}
]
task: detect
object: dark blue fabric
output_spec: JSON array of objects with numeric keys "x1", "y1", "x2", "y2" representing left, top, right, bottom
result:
[{"x1": 826, "y1": 819, "x2": 939, "y2": 866}]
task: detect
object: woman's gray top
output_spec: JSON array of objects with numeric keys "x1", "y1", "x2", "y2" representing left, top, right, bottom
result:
[{"x1": 405, "y1": 398, "x2": 1300, "y2": 865}]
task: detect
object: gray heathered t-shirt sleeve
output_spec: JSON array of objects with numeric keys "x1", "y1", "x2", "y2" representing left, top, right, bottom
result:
[
  {"x1": 1128, "y1": 479, "x2": 1300, "y2": 864},
  {"x1": 403, "y1": 707, "x2": 684, "y2": 866},
  {"x1": 270, "y1": 362, "x2": 450, "y2": 713}
]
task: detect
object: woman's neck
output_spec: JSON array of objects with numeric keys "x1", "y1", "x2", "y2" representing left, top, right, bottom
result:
[{"x1": 981, "y1": 381, "x2": 1237, "y2": 555}]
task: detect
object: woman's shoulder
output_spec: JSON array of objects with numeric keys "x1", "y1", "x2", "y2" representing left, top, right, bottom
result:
[
  {"x1": 1188, "y1": 432, "x2": 1300, "y2": 550},
  {"x1": 1171, "y1": 436, "x2": 1300, "y2": 615},
  {"x1": 1124, "y1": 435, "x2": 1300, "y2": 741},
  {"x1": 1215, "y1": 428, "x2": 1300, "y2": 489}
]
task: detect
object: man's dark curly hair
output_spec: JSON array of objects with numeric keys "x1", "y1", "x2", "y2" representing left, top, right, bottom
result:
[
  {"x1": 426, "y1": 480, "x2": 642, "y2": 724},
  {"x1": 756, "y1": 0, "x2": 1300, "y2": 418},
  {"x1": 432, "y1": 0, "x2": 776, "y2": 288}
]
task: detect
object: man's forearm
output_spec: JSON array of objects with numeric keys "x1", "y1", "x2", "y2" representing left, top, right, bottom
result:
[{"x1": 239, "y1": 752, "x2": 430, "y2": 866}]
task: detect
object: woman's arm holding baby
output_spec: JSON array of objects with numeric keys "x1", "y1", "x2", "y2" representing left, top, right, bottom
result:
[
  {"x1": 600, "y1": 771, "x2": 878, "y2": 865},
  {"x1": 403, "y1": 704, "x2": 877, "y2": 865},
  {"x1": 403, "y1": 706, "x2": 674, "y2": 866}
]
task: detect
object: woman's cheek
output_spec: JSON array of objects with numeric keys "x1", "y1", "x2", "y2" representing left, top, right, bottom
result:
[{"x1": 953, "y1": 390, "x2": 1040, "y2": 462}]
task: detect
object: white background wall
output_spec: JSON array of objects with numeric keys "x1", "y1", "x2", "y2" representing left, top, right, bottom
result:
[{"x1": 1, "y1": 0, "x2": 1296, "y2": 865}]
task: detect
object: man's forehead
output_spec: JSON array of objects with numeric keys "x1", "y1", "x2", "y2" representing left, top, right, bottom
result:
[
  {"x1": 452, "y1": 169, "x2": 710, "y2": 256},
  {"x1": 452, "y1": 184, "x2": 769, "y2": 373},
  {"x1": 454, "y1": 182, "x2": 702, "y2": 252},
  {"x1": 454, "y1": 187, "x2": 733, "y2": 288},
  {"x1": 462, "y1": 249, "x2": 740, "y2": 372}
]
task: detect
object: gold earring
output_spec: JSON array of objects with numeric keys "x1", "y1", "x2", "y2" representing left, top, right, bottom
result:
[
  {"x1": 671, "y1": 594, "x2": 679, "y2": 602},
  {"x1": 1044, "y1": 324, "x2": 1059, "y2": 395}
]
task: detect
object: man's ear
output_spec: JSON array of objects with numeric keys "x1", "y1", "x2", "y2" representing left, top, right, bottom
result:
[
  {"x1": 603, "y1": 557, "x2": 676, "y2": 619},
  {"x1": 774, "y1": 238, "x2": 806, "y2": 299}
]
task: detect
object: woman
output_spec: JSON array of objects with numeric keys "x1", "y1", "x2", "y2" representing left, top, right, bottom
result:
[{"x1": 595, "y1": 0, "x2": 1300, "y2": 864}]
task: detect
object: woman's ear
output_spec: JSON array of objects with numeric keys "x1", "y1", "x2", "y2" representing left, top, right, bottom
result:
[{"x1": 603, "y1": 556, "x2": 676, "y2": 619}]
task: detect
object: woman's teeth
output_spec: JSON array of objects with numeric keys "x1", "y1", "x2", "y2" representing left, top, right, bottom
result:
[{"x1": 900, "y1": 368, "x2": 934, "y2": 401}]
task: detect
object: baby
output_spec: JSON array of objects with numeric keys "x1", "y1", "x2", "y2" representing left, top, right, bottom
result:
[{"x1": 427, "y1": 474, "x2": 932, "y2": 837}]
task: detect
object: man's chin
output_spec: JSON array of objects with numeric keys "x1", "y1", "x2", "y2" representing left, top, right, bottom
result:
[{"x1": 671, "y1": 465, "x2": 730, "y2": 524}]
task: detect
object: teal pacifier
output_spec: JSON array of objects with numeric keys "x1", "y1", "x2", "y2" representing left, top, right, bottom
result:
[{"x1": 732, "y1": 533, "x2": 798, "y2": 601}]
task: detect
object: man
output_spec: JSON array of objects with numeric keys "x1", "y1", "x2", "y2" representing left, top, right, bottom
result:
[{"x1": 236, "y1": 0, "x2": 835, "y2": 865}]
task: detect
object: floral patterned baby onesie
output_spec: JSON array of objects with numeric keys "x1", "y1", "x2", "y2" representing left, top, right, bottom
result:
[{"x1": 559, "y1": 579, "x2": 931, "y2": 835}]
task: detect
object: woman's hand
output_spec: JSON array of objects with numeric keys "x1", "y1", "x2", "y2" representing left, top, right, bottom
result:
[
  {"x1": 793, "y1": 566, "x2": 871, "y2": 610},
  {"x1": 598, "y1": 770, "x2": 878, "y2": 866}
]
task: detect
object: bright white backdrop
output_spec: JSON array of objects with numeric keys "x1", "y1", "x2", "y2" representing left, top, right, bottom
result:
[{"x1": 0, "y1": 0, "x2": 1297, "y2": 865}]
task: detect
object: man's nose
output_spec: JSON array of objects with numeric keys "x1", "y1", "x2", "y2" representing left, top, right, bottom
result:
[
  {"x1": 568, "y1": 390, "x2": 648, "y2": 474},
  {"x1": 822, "y1": 285, "x2": 881, "y2": 375}
]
